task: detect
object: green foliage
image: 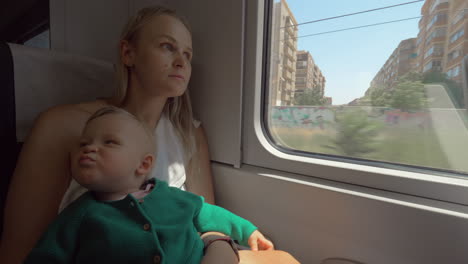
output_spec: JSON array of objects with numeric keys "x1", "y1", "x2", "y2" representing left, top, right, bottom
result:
[
  {"x1": 370, "y1": 86, "x2": 391, "y2": 107},
  {"x1": 365, "y1": 71, "x2": 464, "y2": 109},
  {"x1": 294, "y1": 87, "x2": 325, "y2": 106},
  {"x1": 390, "y1": 79, "x2": 427, "y2": 111},
  {"x1": 367, "y1": 72, "x2": 427, "y2": 111},
  {"x1": 323, "y1": 110, "x2": 382, "y2": 156},
  {"x1": 399, "y1": 71, "x2": 423, "y2": 82}
]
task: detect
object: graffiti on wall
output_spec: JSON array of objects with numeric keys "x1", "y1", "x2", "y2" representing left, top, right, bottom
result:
[
  {"x1": 270, "y1": 106, "x2": 334, "y2": 129},
  {"x1": 270, "y1": 106, "x2": 435, "y2": 130}
]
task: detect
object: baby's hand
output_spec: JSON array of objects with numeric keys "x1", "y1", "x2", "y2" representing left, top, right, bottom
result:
[{"x1": 247, "y1": 230, "x2": 274, "y2": 251}]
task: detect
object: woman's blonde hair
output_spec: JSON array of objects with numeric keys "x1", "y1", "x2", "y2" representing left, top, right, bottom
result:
[{"x1": 114, "y1": 6, "x2": 196, "y2": 161}]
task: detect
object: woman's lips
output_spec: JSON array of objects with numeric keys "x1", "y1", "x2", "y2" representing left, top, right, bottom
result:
[{"x1": 169, "y1": 74, "x2": 185, "y2": 81}]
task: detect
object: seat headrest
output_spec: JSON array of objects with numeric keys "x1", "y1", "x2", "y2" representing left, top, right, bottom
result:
[{"x1": 8, "y1": 43, "x2": 115, "y2": 141}]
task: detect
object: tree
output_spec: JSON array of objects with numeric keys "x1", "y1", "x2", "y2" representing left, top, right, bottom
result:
[
  {"x1": 368, "y1": 72, "x2": 427, "y2": 111},
  {"x1": 370, "y1": 86, "x2": 391, "y2": 107},
  {"x1": 294, "y1": 87, "x2": 325, "y2": 106},
  {"x1": 389, "y1": 79, "x2": 427, "y2": 111},
  {"x1": 323, "y1": 110, "x2": 381, "y2": 156}
]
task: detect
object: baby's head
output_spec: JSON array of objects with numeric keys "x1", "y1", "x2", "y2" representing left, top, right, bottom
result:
[{"x1": 71, "y1": 106, "x2": 155, "y2": 198}]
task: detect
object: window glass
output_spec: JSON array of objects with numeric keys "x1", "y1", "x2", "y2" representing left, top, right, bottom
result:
[
  {"x1": 449, "y1": 28, "x2": 464, "y2": 43},
  {"x1": 24, "y1": 29, "x2": 50, "y2": 49},
  {"x1": 265, "y1": 0, "x2": 468, "y2": 175}
]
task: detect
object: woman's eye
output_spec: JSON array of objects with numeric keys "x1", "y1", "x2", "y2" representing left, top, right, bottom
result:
[
  {"x1": 79, "y1": 142, "x2": 88, "y2": 147},
  {"x1": 184, "y1": 52, "x2": 192, "y2": 61},
  {"x1": 161, "y1": 43, "x2": 174, "y2": 51}
]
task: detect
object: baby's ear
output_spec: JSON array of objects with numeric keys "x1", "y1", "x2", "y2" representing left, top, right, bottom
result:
[{"x1": 136, "y1": 154, "x2": 155, "y2": 176}]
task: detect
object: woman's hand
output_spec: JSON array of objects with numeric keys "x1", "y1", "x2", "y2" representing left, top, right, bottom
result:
[{"x1": 247, "y1": 230, "x2": 274, "y2": 251}]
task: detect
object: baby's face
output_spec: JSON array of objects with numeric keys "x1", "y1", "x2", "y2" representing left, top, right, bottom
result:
[{"x1": 71, "y1": 114, "x2": 149, "y2": 193}]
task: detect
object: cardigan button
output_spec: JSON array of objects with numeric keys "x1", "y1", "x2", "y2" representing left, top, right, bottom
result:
[
  {"x1": 153, "y1": 255, "x2": 161, "y2": 263},
  {"x1": 143, "y1": 223, "x2": 151, "y2": 231}
]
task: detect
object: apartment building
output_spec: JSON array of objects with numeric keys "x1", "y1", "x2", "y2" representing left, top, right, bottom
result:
[
  {"x1": 444, "y1": 0, "x2": 467, "y2": 83},
  {"x1": 370, "y1": 38, "x2": 418, "y2": 90},
  {"x1": 416, "y1": 0, "x2": 449, "y2": 74},
  {"x1": 416, "y1": 0, "x2": 467, "y2": 81},
  {"x1": 295, "y1": 50, "x2": 326, "y2": 97},
  {"x1": 370, "y1": 0, "x2": 467, "y2": 92},
  {"x1": 270, "y1": 0, "x2": 298, "y2": 106}
]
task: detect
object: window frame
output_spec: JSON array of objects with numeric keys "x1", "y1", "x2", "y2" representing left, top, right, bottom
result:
[{"x1": 242, "y1": 0, "x2": 468, "y2": 206}]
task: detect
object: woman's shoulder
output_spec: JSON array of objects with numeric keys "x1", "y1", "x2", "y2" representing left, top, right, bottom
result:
[
  {"x1": 42, "y1": 99, "x2": 109, "y2": 118},
  {"x1": 29, "y1": 99, "x2": 110, "y2": 142},
  {"x1": 37, "y1": 100, "x2": 109, "y2": 125}
]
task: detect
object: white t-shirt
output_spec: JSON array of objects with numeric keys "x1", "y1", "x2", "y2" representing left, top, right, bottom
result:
[{"x1": 58, "y1": 115, "x2": 200, "y2": 212}]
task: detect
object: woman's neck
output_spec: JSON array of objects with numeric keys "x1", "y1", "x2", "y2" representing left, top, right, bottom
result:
[
  {"x1": 121, "y1": 95, "x2": 166, "y2": 130},
  {"x1": 111, "y1": 74, "x2": 168, "y2": 129}
]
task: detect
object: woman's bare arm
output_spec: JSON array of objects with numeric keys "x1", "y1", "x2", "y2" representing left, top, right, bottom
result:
[
  {"x1": 185, "y1": 125, "x2": 215, "y2": 204},
  {"x1": 0, "y1": 106, "x2": 82, "y2": 264}
]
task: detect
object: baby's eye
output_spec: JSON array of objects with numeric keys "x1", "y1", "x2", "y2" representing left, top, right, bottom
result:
[
  {"x1": 104, "y1": 140, "x2": 118, "y2": 145},
  {"x1": 79, "y1": 141, "x2": 88, "y2": 147}
]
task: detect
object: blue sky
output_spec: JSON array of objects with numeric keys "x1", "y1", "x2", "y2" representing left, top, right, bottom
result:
[{"x1": 284, "y1": 0, "x2": 425, "y2": 104}]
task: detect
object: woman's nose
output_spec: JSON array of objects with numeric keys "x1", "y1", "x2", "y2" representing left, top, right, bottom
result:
[{"x1": 173, "y1": 52, "x2": 187, "y2": 68}]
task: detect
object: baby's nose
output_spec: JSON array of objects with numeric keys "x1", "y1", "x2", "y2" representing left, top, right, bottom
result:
[{"x1": 83, "y1": 144, "x2": 98, "y2": 153}]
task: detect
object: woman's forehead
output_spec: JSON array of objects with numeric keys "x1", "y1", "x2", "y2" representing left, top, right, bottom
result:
[{"x1": 142, "y1": 15, "x2": 192, "y2": 47}]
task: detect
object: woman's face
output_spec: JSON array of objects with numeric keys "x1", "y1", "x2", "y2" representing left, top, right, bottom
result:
[{"x1": 124, "y1": 14, "x2": 193, "y2": 98}]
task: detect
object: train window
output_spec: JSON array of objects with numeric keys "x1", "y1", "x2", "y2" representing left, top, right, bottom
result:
[
  {"x1": 24, "y1": 29, "x2": 50, "y2": 49},
  {"x1": 263, "y1": 0, "x2": 468, "y2": 177}
]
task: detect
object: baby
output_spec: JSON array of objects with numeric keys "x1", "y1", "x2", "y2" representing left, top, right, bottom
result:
[{"x1": 24, "y1": 106, "x2": 273, "y2": 264}]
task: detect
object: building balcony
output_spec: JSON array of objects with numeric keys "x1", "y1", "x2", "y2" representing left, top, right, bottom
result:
[
  {"x1": 446, "y1": 55, "x2": 463, "y2": 69},
  {"x1": 426, "y1": 35, "x2": 446, "y2": 46},
  {"x1": 284, "y1": 47, "x2": 295, "y2": 60},
  {"x1": 286, "y1": 24, "x2": 295, "y2": 37},
  {"x1": 424, "y1": 51, "x2": 444, "y2": 62},
  {"x1": 426, "y1": 18, "x2": 448, "y2": 32},
  {"x1": 284, "y1": 38, "x2": 297, "y2": 51},
  {"x1": 284, "y1": 60, "x2": 294, "y2": 71},
  {"x1": 448, "y1": 35, "x2": 466, "y2": 50},
  {"x1": 430, "y1": 2, "x2": 449, "y2": 14},
  {"x1": 451, "y1": 13, "x2": 466, "y2": 30}
]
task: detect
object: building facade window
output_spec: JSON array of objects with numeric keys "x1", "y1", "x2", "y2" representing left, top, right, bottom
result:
[
  {"x1": 452, "y1": 8, "x2": 468, "y2": 25},
  {"x1": 425, "y1": 27, "x2": 447, "y2": 44},
  {"x1": 447, "y1": 49, "x2": 461, "y2": 61},
  {"x1": 449, "y1": 28, "x2": 465, "y2": 44},
  {"x1": 447, "y1": 65, "x2": 461, "y2": 77},
  {"x1": 424, "y1": 44, "x2": 443, "y2": 58},
  {"x1": 426, "y1": 12, "x2": 447, "y2": 30}
]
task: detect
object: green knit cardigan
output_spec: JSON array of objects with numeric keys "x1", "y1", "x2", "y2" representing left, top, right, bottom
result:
[{"x1": 24, "y1": 179, "x2": 257, "y2": 264}]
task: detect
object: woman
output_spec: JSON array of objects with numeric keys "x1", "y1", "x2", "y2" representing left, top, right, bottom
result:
[{"x1": 0, "y1": 6, "x2": 298, "y2": 264}]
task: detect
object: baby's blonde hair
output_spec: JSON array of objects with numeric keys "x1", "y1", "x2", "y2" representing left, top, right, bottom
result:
[{"x1": 86, "y1": 106, "x2": 156, "y2": 154}]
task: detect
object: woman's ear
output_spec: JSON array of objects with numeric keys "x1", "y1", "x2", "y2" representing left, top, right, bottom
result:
[
  {"x1": 136, "y1": 154, "x2": 155, "y2": 176},
  {"x1": 120, "y1": 39, "x2": 135, "y2": 67}
]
